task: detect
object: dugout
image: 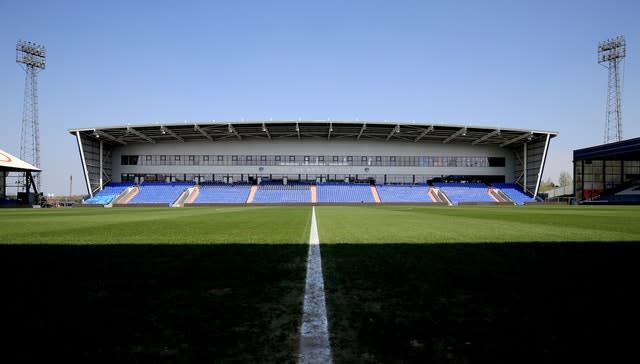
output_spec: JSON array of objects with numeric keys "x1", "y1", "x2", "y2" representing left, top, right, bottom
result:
[
  {"x1": 0, "y1": 148, "x2": 41, "y2": 205},
  {"x1": 573, "y1": 137, "x2": 640, "y2": 202}
]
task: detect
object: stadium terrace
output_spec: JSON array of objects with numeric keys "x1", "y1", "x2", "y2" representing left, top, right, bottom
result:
[{"x1": 68, "y1": 120, "x2": 557, "y2": 206}]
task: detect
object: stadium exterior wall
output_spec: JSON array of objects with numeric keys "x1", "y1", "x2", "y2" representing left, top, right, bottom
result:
[{"x1": 112, "y1": 139, "x2": 512, "y2": 182}]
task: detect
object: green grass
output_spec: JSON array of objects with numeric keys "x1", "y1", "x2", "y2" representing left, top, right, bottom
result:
[
  {"x1": 0, "y1": 206, "x2": 311, "y2": 243},
  {"x1": 0, "y1": 244, "x2": 308, "y2": 363},
  {"x1": 2, "y1": 205, "x2": 640, "y2": 363},
  {"x1": 321, "y1": 243, "x2": 640, "y2": 363},
  {"x1": 316, "y1": 205, "x2": 640, "y2": 243}
]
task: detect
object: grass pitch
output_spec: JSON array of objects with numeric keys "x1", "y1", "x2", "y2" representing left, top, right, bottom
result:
[
  {"x1": 315, "y1": 205, "x2": 640, "y2": 243},
  {"x1": 0, "y1": 206, "x2": 312, "y2": 363},
  {"x1": 0, "y1": 206, "x2": 311, "y2": 243},
  {"x1": 1, "y1": 205, "x2": 640, "y2": 363}
]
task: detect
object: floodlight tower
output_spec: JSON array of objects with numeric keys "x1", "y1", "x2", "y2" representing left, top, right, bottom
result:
[
  {"x1": 598, "y1": 35, "x2": 626, "y2": 144},
  {"x1": 16, "y1": 40, "x2": 46, "y2": 191}
]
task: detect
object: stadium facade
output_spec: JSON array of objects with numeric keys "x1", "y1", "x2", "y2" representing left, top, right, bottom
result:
[
  {"x1": 573, "y1": 136, "x2": 640, "y2": 203},
  {"x1": 69, "y1": 120, "x2": 557, "y2": 198}
]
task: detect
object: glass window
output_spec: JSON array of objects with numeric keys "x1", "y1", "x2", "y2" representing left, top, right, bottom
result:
[
  {"x1": 289, "y1": 156, "x2": 295, "y2": 161},
  {"x1": 275, "y1": 156, "x2": 281, "y2": 161},
  {"x1": 319, "y1": 156, "x2": 325, "y2": 162},
  {"x1": 218, "y1": 155, "x2": 224, "y2": 161},
  {"x1": 375, "y1": 156, "x2": 382, "y2": 162},
  {"x1": 390, "y1": 156, "x2": 396, "y2": 162},
  {"x1": 232, "y1": 155, "x2": 238, "y2": 161},
  {"x1": 160, "y1": 155, "x2": 166, "y2": 161},
  {"x1": 203, "y1": 155, "x2": 209, "y2": 161},
  {"x1": 347, "y1": 156, "x2": 353, "y2": 162},
  {"x1": 246, "y1": 155, "x2": 252, "y2": 161},
  {"x1": 175, "y1": 155, "x2": 181, "y2": 161},
  {"x1": 260, "y1": 155, "x2": 267, "y2": 161},
  {"x1": 146, "y1": 155, "x2": 152, "y2": 162},
  {"x1": 361, "y1": 156, "x2": 367, "y2": 161},
  {"x1": 304, "y1": 156, "x2": 310, "y2": 162},
  {"x1": 333, "y1": 156, "x2": 339, "y2": 162},
  {"x1": 188, "y1": 155, "x2": 194, "y2": 161}
]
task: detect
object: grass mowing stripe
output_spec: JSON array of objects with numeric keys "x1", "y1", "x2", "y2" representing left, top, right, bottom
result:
[
  {"x1": 0, "y1": 206, "x2": 312, "y2": 243},
  {"x1": 316, "y1": 205, "x2": 640, "y2": 243}
]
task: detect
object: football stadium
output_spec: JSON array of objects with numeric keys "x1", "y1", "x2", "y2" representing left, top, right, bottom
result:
[
  {"x1": 3, "y1": 3, "x2": 640, "y2": 362},
  {"x1": 69, "y1": 120, "x2": 556, "y2": 207},
  {"x1": 1, "y1": 120, "x2": 640, "y2": 363}
]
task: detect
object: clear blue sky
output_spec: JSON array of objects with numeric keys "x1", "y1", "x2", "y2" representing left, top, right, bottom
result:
[{"x1": 1, "y1": 0, "x2": 638, "y2": 195}]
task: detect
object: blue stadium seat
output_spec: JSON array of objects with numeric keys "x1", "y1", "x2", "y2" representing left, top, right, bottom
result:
[
  {"x1": 492, "y1": 183, "x2": 535, "y2": 205},
  {"x1": 252, "y1": 182, "x2": 311, "y2": 203},
  {"x1": 316, "y1": 183, "x2": 375, "y2": 203},
  {"x1": 83, "y1": 182, "x2": 134, "y2": 205},
  {"x1": 376, "y1": 184, "x2": 432, "y2": 203},
  {"x1": 193, "y1": 183, "x2": 251, "y2": 204},
  {"x1": 128, "y1": 182, "x2": 193, "y2": 206},
  {"x1": 432, "y1": 182, "x2": 494, "y2": 205}
]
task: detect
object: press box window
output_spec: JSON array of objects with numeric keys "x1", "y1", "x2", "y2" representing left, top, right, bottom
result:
[
  {"x1": 488, "y1": 157, "x2": 506, "y2": 167},
  {"x1": 121, "y1": 155, "x2": 138, "y2": 165}
]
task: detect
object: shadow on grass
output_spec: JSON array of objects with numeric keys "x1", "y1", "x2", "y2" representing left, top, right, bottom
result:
[
  {"x1": 0, "y1": 244, "x2": 308, "y2": 364},
  {"x1": 321, "y1": 242, "x2": 640, "y2": 364}
]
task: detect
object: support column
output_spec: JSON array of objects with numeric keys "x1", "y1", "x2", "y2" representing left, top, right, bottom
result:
[
  {"x1": 99, "y1": 140, "x2": 103, "y2": 190},
  {"x1": 523, "y1": 143, "x2": 527, "y2": 193}
]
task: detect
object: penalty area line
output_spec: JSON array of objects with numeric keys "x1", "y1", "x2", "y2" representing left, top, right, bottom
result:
[{"x1": 298, "y1": 206, "x2": 333, "y2": 364}]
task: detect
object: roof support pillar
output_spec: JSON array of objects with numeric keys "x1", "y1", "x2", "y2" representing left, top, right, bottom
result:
[
  {"x1": 99, "y1": 139, "x2": 103, "y2": 191},
  {"x1": 75, "y1": 131, "x2": 93, "y2": 198},
  {"x1": 523, "y1": 143, "x2": 527, "y2": 193},
  {"x1": 534, "y1": 133, "x2": 551, "y2": 197}
]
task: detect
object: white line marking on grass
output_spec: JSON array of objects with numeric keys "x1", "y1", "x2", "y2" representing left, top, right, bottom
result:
[{"x1": 299, "y1": 206, "x2": 333, "y2": 364}]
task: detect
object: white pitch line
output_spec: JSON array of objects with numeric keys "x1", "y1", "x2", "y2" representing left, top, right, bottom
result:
[{"x1": 298, "y1": 206, "x2": 333, "y2": 364}]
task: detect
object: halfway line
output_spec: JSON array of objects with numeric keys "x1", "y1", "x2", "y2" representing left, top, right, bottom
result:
[{"x1": 298, "y1": 206, "x2": 333, "y2": 363}]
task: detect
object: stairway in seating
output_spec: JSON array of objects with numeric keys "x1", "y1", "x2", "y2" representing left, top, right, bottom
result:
[
  {"x1": 246, "y1": 185, "x2": 258, "y2": 203},
  {"x1": 310, "y1": 185, "x2": 317, "y2": 203},
  {"x1": 370, "y1": 185, "x2": 381, "y2": 203},
  {"x1": 113, "y1": 186, "x2": 139, "y2": 204}
]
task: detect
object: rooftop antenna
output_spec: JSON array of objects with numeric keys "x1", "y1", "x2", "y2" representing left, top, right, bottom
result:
[
  {"x1": 598, "y1": 35, "x2": 626, "y2": 144},
  {"x1": 16, "y1": 40, "x2": 46, "y2": 191}
]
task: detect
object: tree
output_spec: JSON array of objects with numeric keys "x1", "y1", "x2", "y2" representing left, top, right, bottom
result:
[
  {"x1": 559, "y1": 171, "x2": 572, "y2": 187},
  {"x1": 539, "y1": 178, "x2": 556, "y2": 192}
]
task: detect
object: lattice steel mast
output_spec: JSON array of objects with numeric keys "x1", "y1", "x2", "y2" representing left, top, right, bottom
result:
[
  {"x1": 16, "y1": 40, "x2": 46, "y2": 190},
  {"x1": 598, "y1": 35, "x2": 626, "y2": 144}
]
